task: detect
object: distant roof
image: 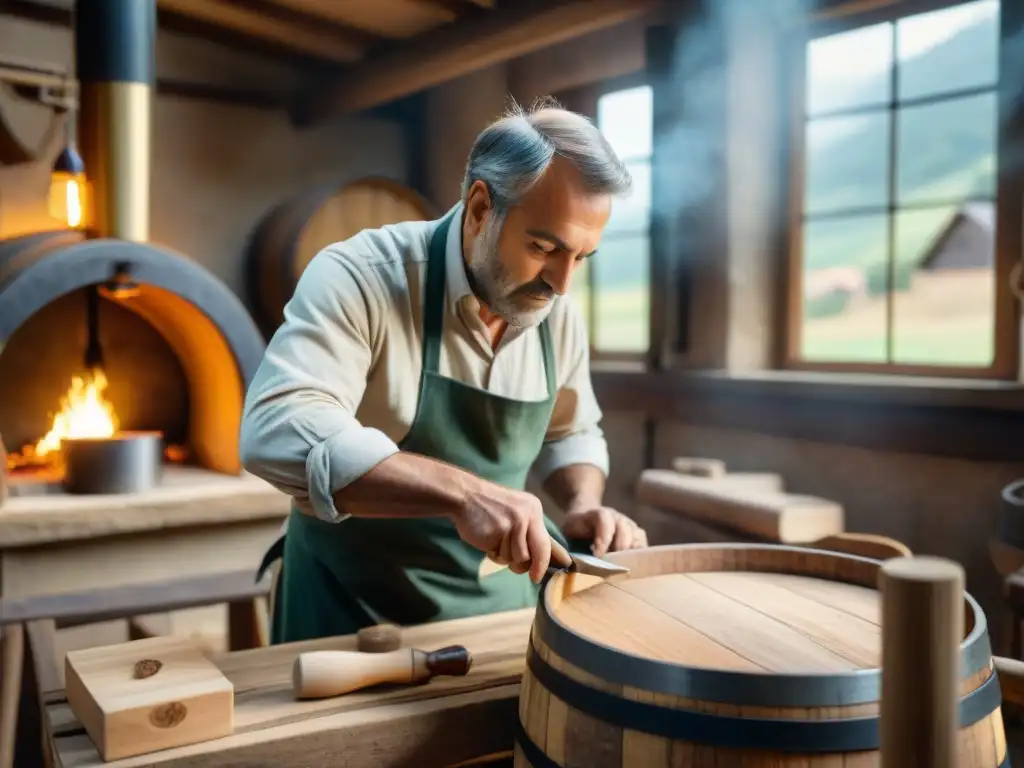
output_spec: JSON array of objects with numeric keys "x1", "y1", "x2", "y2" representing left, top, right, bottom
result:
[
  {"x1": 917, "y1": 201, "x2": 995, "y2": 270},
  {"x1": 961, "y1": 201, "x2": 994, "y2": 231}
]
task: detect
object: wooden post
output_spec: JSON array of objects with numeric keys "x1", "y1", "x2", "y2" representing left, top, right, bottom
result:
[{"x1": 879, "y1": 556, "x2": 963, "y2": 768}]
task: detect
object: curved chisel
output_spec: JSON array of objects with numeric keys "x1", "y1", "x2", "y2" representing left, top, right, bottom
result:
[{"x1": 478, "y1": 537, "x2": 630, "y2": 579}]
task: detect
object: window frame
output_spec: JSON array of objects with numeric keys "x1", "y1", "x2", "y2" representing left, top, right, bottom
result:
[
  {"x1": 782, "y1": 0, "x2": 1021, "y2": 380},
  {"x1": 556, "y1": 71, "x2": 655, "y2": 365}
]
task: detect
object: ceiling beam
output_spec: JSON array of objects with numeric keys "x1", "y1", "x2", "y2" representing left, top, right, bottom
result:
[
  {"x1": 409, "y1": 0, "x2": 493, "y2": 14},
  {"x1": 0, "y1": 0, "x2": 344, "y2": 70},
  {"x1": 157, "y1": 0, "x2": 375, "y2": 63},
  {"x1": 298, "y1": 0, "x2": 661, "y2": 123}
]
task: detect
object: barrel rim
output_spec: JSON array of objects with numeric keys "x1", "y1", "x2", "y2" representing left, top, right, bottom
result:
[
  {"x1": 519, "y1": 641, "x2": 1004, "y2": 754},
  {"x1": 1002, "y1": 478, "x2": 1024, "y2": 508},
  {"x1": 537, "y1": 542, "x2": 991, "y2": 707}
]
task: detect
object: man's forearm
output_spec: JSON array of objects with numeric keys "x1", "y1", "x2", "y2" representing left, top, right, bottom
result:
[
  {"x1": 543, "y1": 463, "x2": 606, "y2": 515},
  {"x1": 327, "y1": 452, "x2": 484, "y2": 520}
]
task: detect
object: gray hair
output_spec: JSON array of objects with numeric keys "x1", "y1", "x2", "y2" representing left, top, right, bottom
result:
[{"x1": 461, "y1": 98, "x2": 633, "y2": 214}]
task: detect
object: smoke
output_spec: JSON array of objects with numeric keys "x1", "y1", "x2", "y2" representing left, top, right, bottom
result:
[{"x1": 651, "y1": 0, "x2": 816, "y2": 220}]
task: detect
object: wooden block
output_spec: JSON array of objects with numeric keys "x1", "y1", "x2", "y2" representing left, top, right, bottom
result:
[
  {"x1": 670, "y1": 457, "x2": 726, "y2": 478},
  {"x1": 65, "y1": 635, "x2": 234, "y2": 761},
  {"x1": 718, "y1": 472, "x2": 784, "y2": 493},
  {"x1": 635, "y1": 469, "x2": 844, "y2": 544}
]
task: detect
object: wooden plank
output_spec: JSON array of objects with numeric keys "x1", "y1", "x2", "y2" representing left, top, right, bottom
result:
[
  {"x1": 0, "y1": 467, "x2": 289, "y2": 548},
  {"x1": 0, "y1": 570, "x2": 270, "y2": 627},
  {"x1": 0, "y1": 520, "x2": 281, "y2": 600},
  {"x1": 299, "y1": 0, "x2": 662, "y2": 121},
  {"x1": 47, "y1": 608, "x2": 535, "y2": 767},
  {"x1": 635, "y1": 469, "x2": 844, "y2": 544}
]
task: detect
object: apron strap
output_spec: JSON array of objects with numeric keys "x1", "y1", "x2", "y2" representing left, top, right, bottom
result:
[
  {"x1": 538, "y1": 316, "x2": 556, "y2": 398},
  {"x1": 422, "y1": 209, "x2": 557, "y2": 396},
  {"x1": 256, "y1": 535, "x2": 285, "y2": 582},
  {"x1": 421, "y1": 210, "x2": 453, "y2": 375}
]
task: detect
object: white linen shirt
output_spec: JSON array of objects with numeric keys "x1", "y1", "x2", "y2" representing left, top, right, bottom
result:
[{"x1": 239, "y1": 203, "x2": 609, "y2": 523}]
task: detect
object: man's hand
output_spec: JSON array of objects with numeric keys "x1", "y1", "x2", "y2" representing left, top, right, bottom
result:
[
  {"x1": 451, "y1": 483, "x2": 563, "y2": 584},
  {"x1": 562, "y1": 506, "x2": 648, "y2": 557}
]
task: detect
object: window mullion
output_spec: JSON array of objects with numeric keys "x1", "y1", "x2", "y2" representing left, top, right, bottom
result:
[{"x1": 884, "y1": 21, "x2": 900, "y2": 364}]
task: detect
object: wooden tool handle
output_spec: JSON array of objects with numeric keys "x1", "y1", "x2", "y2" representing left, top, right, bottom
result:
[
  {"x1": 479, "y1": 536, "x2": 572, "y2": 578},
  {"x1": 293, "y1": 645, "x2": 472, "y2": 700},
  {"x1": 994, "y1": 655, "x2": 1024, "y2": 707},
  {"x1": 879, "y1": 556, "x2": 963, "y2": 768}
]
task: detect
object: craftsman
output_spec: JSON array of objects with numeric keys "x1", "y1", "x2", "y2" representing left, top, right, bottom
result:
[{"x1": 241, "y1": 101, "x2": 648, "y2": 643}]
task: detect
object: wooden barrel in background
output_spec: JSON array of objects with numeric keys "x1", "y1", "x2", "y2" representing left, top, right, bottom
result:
[
  {"x1": 516, "y1": 543, "x2": 1007, "y2": 767},
  {"x1": 992, "y1": 478, "x2": 1024, "y2": 578},
  {"x1": 245, "y1": 177, "x2": 437, "y2": 337}
]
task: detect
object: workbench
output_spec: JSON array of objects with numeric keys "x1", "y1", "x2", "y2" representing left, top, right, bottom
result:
[
  {"x1": 0, "y1": 468, "x2": 291, "y2": 768},
  {"x1": 43, "y1": 608, "x2": 534, "y2": 767}
]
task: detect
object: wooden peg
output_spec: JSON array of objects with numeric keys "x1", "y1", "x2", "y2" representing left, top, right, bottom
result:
[
  {"x1": 292, "y1": 645, "x2": 472, "y2": 700},
  {"x1": 879, "y1": 556, "x2": 963, "y2": 768},
  {"x1": 356, "y1": 623, "x2": 401, "y2": 653}
]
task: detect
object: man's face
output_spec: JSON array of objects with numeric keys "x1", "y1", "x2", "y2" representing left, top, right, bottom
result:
[{"x1": 463, "y1": 156, "x2": 612, "y2": 328}]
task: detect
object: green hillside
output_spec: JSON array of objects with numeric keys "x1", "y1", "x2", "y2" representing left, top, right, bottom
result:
[
  {"x1": 804, "y1": 10, "x2": 998, "y2": 273},
  {"x1": 587, "y1": 5, "x2": 998, "y2": 313}
]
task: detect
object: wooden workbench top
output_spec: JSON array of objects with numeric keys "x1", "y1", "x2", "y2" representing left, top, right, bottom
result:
[
  {"x1": 45, "y1": 607, "x2": 535, "y2": 768},
  {"x1": 0, "y1": 467, "x2": 290, "y2": 548}
]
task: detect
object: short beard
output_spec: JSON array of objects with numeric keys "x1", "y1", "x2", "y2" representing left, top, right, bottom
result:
[{"x1": 466, "y1": 212, "x2": 555, "y2": 329}]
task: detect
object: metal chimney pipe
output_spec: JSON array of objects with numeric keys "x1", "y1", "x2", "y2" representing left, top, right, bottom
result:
[{"x1": 75, "y1": 0, "x2": 156, "y2": 242}]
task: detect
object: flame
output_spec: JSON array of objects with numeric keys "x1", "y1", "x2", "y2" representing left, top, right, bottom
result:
[{"x1": 6, "y1": 368, "x2": 119, "y2": 469}]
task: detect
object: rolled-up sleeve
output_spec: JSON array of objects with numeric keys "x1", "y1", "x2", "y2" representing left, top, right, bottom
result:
[
  {"x1": 533, "y1": 298, "x2": 610, "y2": 480},
  {"x1": 239, "y1": 245, "x2": 400, "y2": 522}
]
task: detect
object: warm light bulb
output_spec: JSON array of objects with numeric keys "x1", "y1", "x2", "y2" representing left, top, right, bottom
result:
[
  {"x1": 65, "y1": 178, "x2": 82, "y2": 228},
  {"x1": 49, "y1": 171, "x2": 86, "y2": 229}
]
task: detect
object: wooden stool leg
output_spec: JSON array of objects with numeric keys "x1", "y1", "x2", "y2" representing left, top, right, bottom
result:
[
  {"x1": 1013, "y1": 612, "x2": 1022, "y2": 660},
  {"x1": 9, "y1": 620, "x2": 61, "y2": 768},
  {"x1": 0, "y1": 623, "x2": 25, "y2": 768},
  {"x1": 227, "y1": 600, "x2": 261, "y2": 651}
]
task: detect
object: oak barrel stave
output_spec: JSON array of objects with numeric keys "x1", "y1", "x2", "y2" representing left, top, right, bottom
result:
[
  {"x1": 245, "y1": 176, "x2": 436, "y2": 338},
  {"x1": 516, "y1": 543, "x2": 1008, "y2": 767}
]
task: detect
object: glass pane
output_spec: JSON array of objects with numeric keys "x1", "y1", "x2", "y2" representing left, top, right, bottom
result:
[
  {"x1": 892, "y1": 204, "x2": 995, "y2": 366},
  {"x1": 804, "y1": 113, "x2": 890, "y2": 215},
  {"x1": 800, "y1": 215, "x2": 889, "y2": 362},
  {"x1": 568, "y1": 256, "x2": 591, "y2": 333},
  {"x1": 896, "y1": 93, "x2": 997, "y2": 205},
  {"x1": 592, "y1": 234, "x2": 650, "y2": 353},
  {"x1": 597, "y1": 85, "x2": 653, "y2": 160},
  {"x1": 606, "y1": 160, "x2": 650, "y2": 234},
  {"x1": 806, "y1": 23, "x2": 893, "y2": 116},
  {"x1": 897, "y1": 0, "x2": 999, "y2": 101}
]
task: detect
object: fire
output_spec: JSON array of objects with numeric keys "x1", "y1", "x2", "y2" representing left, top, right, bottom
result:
[{"x1": 7, "y1": 368, "x2": 119, "y2": 469}]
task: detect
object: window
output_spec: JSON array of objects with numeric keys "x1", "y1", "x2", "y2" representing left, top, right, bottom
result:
[
  {"x1": 567, "y1": 83, "x2": 653, "y2": 356},
  {"x1": 790, "y1": 0, "x2": 1004, "y2": 374}
]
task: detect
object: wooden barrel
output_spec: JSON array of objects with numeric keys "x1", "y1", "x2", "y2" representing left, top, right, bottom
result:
[
  {"x1": 245, "y1": 176, "x2": 437, "y2": 337},
  {"x1": 991, "y1": 478, "x2": 1024, "y2": 578},
  {"x1": 516, "y1": 543, "x2": 1008, "y2": 767}
]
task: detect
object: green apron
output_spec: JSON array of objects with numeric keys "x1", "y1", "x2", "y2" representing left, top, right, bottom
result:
[{"x1": 262, "y1": 210, "x2": 571, "y2": 644}]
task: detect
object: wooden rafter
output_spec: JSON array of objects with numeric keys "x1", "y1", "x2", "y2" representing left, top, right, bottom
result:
[
  {"x1": 410, "y1": 0, "x2": 494, "y2": 14},
  {"x1": 299, "y1": 0, "x2": 662, "y2": 122},
  {"x1": 156, "y1": 0, "x2": 379, "y2": 63}
]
